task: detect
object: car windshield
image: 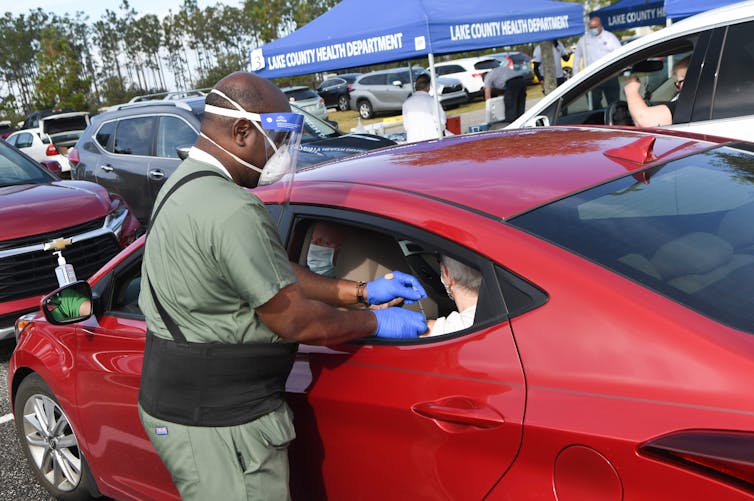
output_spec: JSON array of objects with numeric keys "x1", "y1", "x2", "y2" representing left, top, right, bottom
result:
[
  {"x1": 286, "y1": 88, "x2": 319, "y2": 101},
  {"x1": 0, "y1": 141, "x2": 54, "y2": 187},
  {"x1": 509, "y1": 144, "x2": 754, "y2": 333}
]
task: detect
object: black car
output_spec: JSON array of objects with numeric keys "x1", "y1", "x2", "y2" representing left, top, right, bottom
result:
[
  {"x1": 316, "y1": 73, "x2": 362, "y2": 111},
  {"x1": 69, "y1": 97, "x2": 394, "y2": 224}
]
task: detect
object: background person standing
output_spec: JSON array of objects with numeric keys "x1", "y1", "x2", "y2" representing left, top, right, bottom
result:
[
  {"x1": 573, "y1": 16, "x2": 622, "y2": 107},
  {"x1": 402, "y1": 73, "x2": 446, "y2": 142},
  {"x1": 484, "y1": 57, "x2": 527, "y2": 123},
  {"x1": 533, "y1": 39, "x2": 571, "y2": 90}
]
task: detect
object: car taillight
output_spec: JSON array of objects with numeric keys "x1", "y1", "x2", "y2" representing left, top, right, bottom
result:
[
  {"x1": 69, "y1": 147, "x2": 80, "y2": 165},
  {"x1": 639, "y1": 430, "x2": 754, "y2": 491},
  {"x1": 45, "y1": 143, "x2": 58, "y2": 156},
  {"x1": 472, "y1": 72, "x2": 484, "y2": 78},
  {"x1": 319, "y1": 97, "x2": 325, "y2": 104},
  {"x1": 347, "y1": 84, "x2": 353, "y2": 91}
]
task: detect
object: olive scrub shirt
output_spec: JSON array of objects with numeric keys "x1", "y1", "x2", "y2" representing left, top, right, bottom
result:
[{"x1": 138, "y1": 153, "x2": 298, "y2": 501}]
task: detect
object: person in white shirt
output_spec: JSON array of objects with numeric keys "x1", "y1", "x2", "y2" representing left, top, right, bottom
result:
[
  {"x1": 424, "y1": 255, "x2": 480, "y2": 337},
  {"x1": 574, "y1": 16, "x2": 622, "y2": 107},
  {"x1": 402, "y1": 73, "x2": 446, "y2": 143},
  {"x1": 533, "y1": 39, "x2": 571, "y2": 88}
]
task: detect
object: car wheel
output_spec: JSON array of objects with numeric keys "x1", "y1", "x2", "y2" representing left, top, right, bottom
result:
[
  {"x1": 337, "y1": 94, "x2": 349, "y2": 111},
  {"x1": 14, "y1": 374, "x2": 96, "y2": 501},
  {"x1": 358, "y1": 100, "x2": 374, "y2": 119}
]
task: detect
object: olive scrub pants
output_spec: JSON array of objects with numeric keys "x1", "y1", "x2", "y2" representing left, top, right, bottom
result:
[{"x1": 138, "y1": 402, "x2": 296, "y2": 500}]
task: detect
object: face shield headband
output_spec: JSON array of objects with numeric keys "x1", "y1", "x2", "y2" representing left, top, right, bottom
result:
[{"x1": 202, "y1": 89, "x2": 304, "y2": 185}]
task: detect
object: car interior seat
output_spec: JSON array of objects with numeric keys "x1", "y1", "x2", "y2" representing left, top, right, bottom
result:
[{"x1": 650, "y1": 232, "x2": 754, "y2": 294}]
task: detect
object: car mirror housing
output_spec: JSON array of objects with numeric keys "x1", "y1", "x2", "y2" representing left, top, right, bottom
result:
[
  {"x1": 176, "y1": 145, "x2": 190, "y2": 160},
  {"x1": 41, "y1": 281, "x2": 94, "y2": 325},
  {"x1": 392, "y1": 80, "x2": 404, "y2": 87},
  {"x1": 630, "y1": 60, "x2": 664, "y2": 73}
]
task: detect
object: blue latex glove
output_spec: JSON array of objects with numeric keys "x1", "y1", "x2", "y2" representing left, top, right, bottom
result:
[
  {"x1": 373, "y1": 308, "x2": 427, "y2": 339},
  {"x1": 366, "y1": 271, "x2": 427, "y2": 305}
]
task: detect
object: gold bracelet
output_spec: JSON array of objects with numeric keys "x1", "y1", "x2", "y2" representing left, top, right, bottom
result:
[{"x1": 356, "y1": 281, "x2": 367, "y2": 305}]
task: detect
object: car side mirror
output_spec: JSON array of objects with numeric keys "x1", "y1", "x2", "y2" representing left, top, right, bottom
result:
[
  {"x1": 176, "y1": 146, "x2": 190, "y2": 160},
  {"x1": 42, "y1": 281, "x2": 93, "y2": 325},
  {"x1": 392, "y1": 80, "x2": 404, "y2": 87},
  {"x1": 40, "y1": 160, "x2": 63, "y2": 176}
]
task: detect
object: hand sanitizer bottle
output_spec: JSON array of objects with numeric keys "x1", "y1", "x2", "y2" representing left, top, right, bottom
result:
[{"x1": 53, "y1": 251, "x2": 77, "y2": 287}]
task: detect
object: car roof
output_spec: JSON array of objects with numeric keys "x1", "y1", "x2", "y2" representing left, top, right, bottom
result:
[
  {"x1": 281, "y1": 86, "x2": 311, "y2": 92},
  {"x1": 292, "y1": 127, "x2": 727, "y2": 219}
]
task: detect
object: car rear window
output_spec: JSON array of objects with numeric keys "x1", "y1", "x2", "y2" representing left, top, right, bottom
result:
[
  {"x1": 474, "y1": 59, "x2": 500, "y2": 70},
  {"x1": 286, "y1": 88, "x2": 319, "y2": 101},
  {"x1": 508, "y1": 145, "x2": 754, "y2": 333}
]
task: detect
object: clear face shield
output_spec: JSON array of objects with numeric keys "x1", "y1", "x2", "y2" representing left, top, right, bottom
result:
[{"x1": 202, "y1": 89, "x2": 304, "y2": 190}]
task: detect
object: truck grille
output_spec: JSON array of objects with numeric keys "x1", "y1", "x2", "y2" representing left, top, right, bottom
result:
[{"x1": 0, "y1": 230, "x2": 120, "y2": 303}]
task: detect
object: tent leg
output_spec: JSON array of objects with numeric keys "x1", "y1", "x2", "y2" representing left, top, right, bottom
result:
[{"x1": 428, "y1": 52, "x2": 443, "y2": 140}]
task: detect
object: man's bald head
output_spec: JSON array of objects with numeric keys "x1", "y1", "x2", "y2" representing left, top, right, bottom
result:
[{"x1": 203, "y1": 72, "x2": 290, "y2": 130}]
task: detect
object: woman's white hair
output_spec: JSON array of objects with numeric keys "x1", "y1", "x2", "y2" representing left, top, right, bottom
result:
[{"x1": 441, "y1": 255, "x2": 482, "y2": 292}]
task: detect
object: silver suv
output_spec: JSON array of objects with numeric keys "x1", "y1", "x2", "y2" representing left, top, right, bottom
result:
[{"x1": 349, "y1": 67, "x2": 467, "y2": 119}]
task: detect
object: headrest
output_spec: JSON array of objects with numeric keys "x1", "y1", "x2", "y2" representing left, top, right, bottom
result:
[
  {"x1": 718, "y1": 202, "x2": 754, "y2": 249},
  {"x1": 651, "y1": 232, "x2": 733, "y2": 280}
]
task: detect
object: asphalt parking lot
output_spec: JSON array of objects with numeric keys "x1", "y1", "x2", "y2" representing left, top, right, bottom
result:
[{"x1": 0, "y1": 339, "x2": 55, "y2": 501}]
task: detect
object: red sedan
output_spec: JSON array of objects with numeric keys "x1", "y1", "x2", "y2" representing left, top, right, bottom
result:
[
  {"x1": 9, "y1": 127, "x2": 754, "y2": 500},
  {"x1": 0, "y1": 139, "x2": 140, "y2": 341}
]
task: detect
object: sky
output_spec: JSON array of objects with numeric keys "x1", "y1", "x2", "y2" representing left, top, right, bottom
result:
[{"x1": 3, "y1": 0, "x2": 224, "y2": 21}]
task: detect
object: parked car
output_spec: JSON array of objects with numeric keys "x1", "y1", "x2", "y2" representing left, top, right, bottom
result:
[
  {"x1": 5, "y1": 111, "x2": 90, "y2": 174},
  {"x1": 433, "y1": 56, "x2": 501, "y2": 97},
  {"x1": 0, "y1": 139, "x2": 139, "y2": 341},
  {"x1": 509, "y1": 1, "x2": 754, "y2": 142},
  {"x1": 349, "y1": 67, "x2": 467, "y2": 119},
  {"x1": 0, "y1": 120, "x2": 15, "y2": 139},
  {"x1": 316, "y1": 73, "x2": 362, "y2": 111},
  {"x1": 10, "y1": 125, "x2": 754, "y2": 500},
  {"x1": 70, "y1": 98, "x2": 394, "y2": 224},
  {"x1": 281, "y1": 86, "x2": 329, "y2": 121},
  {"x1": 487, "y1": 51, "x2": 535, "y2": 84}
]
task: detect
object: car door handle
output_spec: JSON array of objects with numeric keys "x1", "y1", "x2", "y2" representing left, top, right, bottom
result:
[
  {"x1": 100, "y1": 164, "x2": 113, "y2": 172},
  {"x1": 411, "y1": 397, "x2": 505, "y2": 429},
  {"x1": 148, "y1": 169, "x2": 165, "y2": 179}
]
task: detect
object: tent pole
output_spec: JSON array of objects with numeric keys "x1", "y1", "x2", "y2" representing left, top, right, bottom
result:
[{"x1": 428, "y1": 52, "x2": 443, "y2": 140}]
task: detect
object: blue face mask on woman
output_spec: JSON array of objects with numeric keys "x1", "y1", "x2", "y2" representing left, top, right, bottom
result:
[{"x1": 307, "y1": 244, "x2": 337, "y2": 277}]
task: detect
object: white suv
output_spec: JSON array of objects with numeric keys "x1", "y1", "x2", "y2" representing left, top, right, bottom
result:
[
  {"x1": 508, "y1": 1, "x2": 754, "y2": 143},
  {"x1": 433, "y1": 57, "x2": 501, "y2": 98}
]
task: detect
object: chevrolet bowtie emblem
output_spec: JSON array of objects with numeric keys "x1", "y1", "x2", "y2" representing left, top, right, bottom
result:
[{"x1": 43, "y1": 237, "x2": 73, "y2": 251}]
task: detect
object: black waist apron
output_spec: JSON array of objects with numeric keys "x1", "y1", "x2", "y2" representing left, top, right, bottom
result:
[{"x1": 138, "y1": 170, "x2": 297, "y2": 427}]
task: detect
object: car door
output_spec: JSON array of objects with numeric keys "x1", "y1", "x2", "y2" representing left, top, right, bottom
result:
[
  {"x1": 677, "y1": 20, "x2": 754, "y2": 142},
  {"x1": 72, "y1": 249, "x2": 179, "y2": 500},
  {"x1": 95, "y1": 116, "x2": 157, "y2": 224},
  {"x1": 279, "y1": 201, "x2": 527, "y2": 500},
  {"x1": 10, "y1": 131, "x2": 45, "y2": 161},
  {"x1": 148, "y1": 114, "x2": 197, "y2": 207}
]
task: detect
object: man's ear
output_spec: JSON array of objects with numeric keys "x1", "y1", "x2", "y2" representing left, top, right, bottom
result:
[
  {"x1": 232, "y1": 118, "x2": 254, "y2": 146},
  {"x1": 440, "y1": 263, "x2": 452, "y2": 284}
]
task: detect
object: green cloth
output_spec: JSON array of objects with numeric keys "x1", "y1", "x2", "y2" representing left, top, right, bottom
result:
[
  {"x1": 139, "y1": 402, "x2": 295, "y2": 501},
  {"x1": 139, "y1": 157, "x2": 297, "y2": 344},
  {"x1": 49, "y1": 288, "x2": 87, "y2": 322}
]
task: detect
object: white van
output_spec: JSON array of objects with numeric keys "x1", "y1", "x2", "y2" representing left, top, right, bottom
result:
[{"x1": 508, "y1": 1, "x2": 754, "y2": 142}]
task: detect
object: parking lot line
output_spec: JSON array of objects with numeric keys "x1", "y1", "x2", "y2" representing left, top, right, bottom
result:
[{"x1": 0, "y1": 413, "x2": 13, "y2": 424}]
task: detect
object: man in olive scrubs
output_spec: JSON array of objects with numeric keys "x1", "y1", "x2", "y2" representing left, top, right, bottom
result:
[{"x1": 138, "y1": 71, "x2": 428, "y2": 500}]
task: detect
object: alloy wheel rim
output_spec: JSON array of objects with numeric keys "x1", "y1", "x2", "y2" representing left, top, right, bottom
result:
[{"x1": 22, "y1": 394, "x2": 81, "y2": 492}]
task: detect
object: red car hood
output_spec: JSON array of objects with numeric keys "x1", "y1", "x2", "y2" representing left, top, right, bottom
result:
[{"x1": 0, "y1": 180, "x2": 112, "y2": 241}]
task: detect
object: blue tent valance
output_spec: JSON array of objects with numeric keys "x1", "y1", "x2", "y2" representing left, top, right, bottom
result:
[
  {"x1": 249, "y1": 0, "x2": 584, "y2": 79},
  {"x1": 590, "y1": 0, "x2": 666, "y2": 31}
]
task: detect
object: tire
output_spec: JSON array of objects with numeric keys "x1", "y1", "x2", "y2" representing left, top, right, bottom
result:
[
  {"x1": 14, "y1": 374, "x2": 97, "y2": 501},
  {"x1": 358, "y1": 99, "x2": 374, "y2": 119},
  {"x1": 337, "y1": 94, "x2": 349, "y2": 111}
]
